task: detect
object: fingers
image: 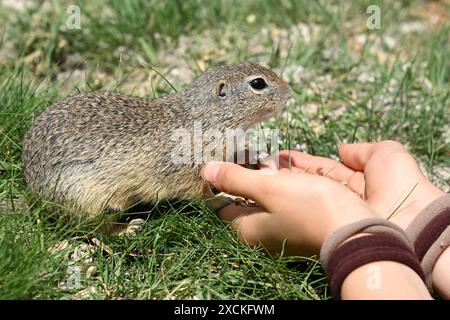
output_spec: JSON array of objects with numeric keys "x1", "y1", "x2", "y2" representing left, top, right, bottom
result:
[
  {"x1": 345, "y1": 171, "x2": 366, "y2": 197},
  {"x1": 277, "y1": 152, "x2": 302, "y2": 172},
  {"x1": 219, "y1": 205, "x2": 277, "y2": 250},
  {"x1": 217, "y1": 202, "x2": 270, "y2": 247},
  {"x1": 338, "y1": 140, "x2": 406, "y2": 171},
  {"x1": 338, "y1": 143, "x2": 376, "y2": 171},
  {"x1": 202, "y1": 161, "x2": 275, "y2": 205},
  {"x1": 278, "y1": 150, "x2": 366, "y2": 195},
  {"x1": 217, "y1": 203, "x2": 261, "y2": 222},
  {"x1": 279, "y1": 150, "x2": 309, "y2": 170},
  {"x1": 278, "y1": 157, "x2": 293, "y2": 170},
  {"x1": 279, "y1": 150, "x2": 354, "y2": 181}
]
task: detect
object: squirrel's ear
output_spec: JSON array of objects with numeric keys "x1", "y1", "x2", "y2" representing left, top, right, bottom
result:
[{"x1": 216, "y1": 80, "x2": 228, "y2": 98}]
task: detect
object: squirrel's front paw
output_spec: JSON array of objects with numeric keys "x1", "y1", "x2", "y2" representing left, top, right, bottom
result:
[{"x1": 205, "y1": 194, "x2": 235, "y2": 212}]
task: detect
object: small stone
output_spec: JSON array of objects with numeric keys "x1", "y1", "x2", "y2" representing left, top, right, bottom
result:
[{"x1": 246, "y1": 14, "x2": 256, "y2": 24}]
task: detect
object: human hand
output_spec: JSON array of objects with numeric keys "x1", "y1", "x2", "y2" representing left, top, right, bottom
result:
[
  {"x1": 201, "y1": 161, "x2": 378, "y2": 257},
  {"x1": 279, "y1": 140, "x2": 445, "y2": 230}
]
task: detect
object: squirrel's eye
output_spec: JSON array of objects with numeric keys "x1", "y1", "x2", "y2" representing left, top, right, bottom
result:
[{"x1": 249, "y1": 78, "x2": 268, "y2": 90}]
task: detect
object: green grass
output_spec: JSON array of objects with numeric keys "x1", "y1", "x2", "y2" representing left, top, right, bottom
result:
[{"x1": 0, "y1": 0, "x2": 449, "y2": 299}]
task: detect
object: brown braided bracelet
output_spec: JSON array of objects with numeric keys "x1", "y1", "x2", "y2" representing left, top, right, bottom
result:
[
  {"x1": 406, "y1": 194, "x2": 450, "y2": 291},
  {"x1": 320, "y1": 218, "x2": 425, "y2": 299}
]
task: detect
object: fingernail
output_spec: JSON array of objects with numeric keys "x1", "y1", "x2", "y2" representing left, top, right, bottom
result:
[{"x1": 201, "y1": 161, "x2": 223, "y2": 184}]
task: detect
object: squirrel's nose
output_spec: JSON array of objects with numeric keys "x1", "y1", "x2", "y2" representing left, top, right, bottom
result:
[{"x1": 280, "y1": 83, "x2": 293, "y2": 99}]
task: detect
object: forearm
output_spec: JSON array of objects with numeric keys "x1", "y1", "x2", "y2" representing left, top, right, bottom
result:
[
  {"x1": 405, "y1": 192, "x2": 450, "y2": 300},
  {"x1": 432, "y1": 247, "x2": 450, "y2": 299},
  {"x1": 340, "y1": 261, "x2": 432, "y2": 300}
]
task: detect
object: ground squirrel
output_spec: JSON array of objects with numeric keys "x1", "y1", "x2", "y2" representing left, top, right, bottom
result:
[{"x1": 22, "y1": 62, "x2": 291, "y2": 216}]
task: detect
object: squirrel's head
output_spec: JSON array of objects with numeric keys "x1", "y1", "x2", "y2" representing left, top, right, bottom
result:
[{"x1": 187, "y1": 62, "x2": 292, "y2": 129}]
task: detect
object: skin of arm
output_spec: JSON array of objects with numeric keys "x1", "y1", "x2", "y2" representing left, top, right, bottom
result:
[
  {"x1": 341, "y1": 261, "x2": 432, "y2": 300},
  {"x1": 432, "y1": 247, "x2": 450, "y2": 299}
]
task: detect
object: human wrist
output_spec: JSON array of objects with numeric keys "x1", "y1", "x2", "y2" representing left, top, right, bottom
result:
[
  {"x1": 391, "y1": 178, "x2": 445, "y2": 230},
  {"x1": 405, "y1": 193, "x2": 450, "y2": 295},
  {"x1": 319, "y1": 218, "x2": 427, "y2": 299},
  {"x1": 322, "y1": 197, "x2": 377, "y2": 242},
  {"x1": 432, "y1": 246, "x2": 450, "y2": 299},
  {"x1": 414, "y1": 178, "x2": 446, "y2": 214}
]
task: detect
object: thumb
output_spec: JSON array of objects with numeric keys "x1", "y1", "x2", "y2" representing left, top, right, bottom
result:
[
  {"x1": 202, "y1": 161, "x2": 275, "y2": 203},
  {"x1": 338, "y1": 142, "x2": 377, "y2": 171}
]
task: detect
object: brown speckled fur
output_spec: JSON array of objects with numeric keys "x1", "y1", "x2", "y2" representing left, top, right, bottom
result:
[{"x1": 22, "y1": 62, "x2": 291, "y2": 216}]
